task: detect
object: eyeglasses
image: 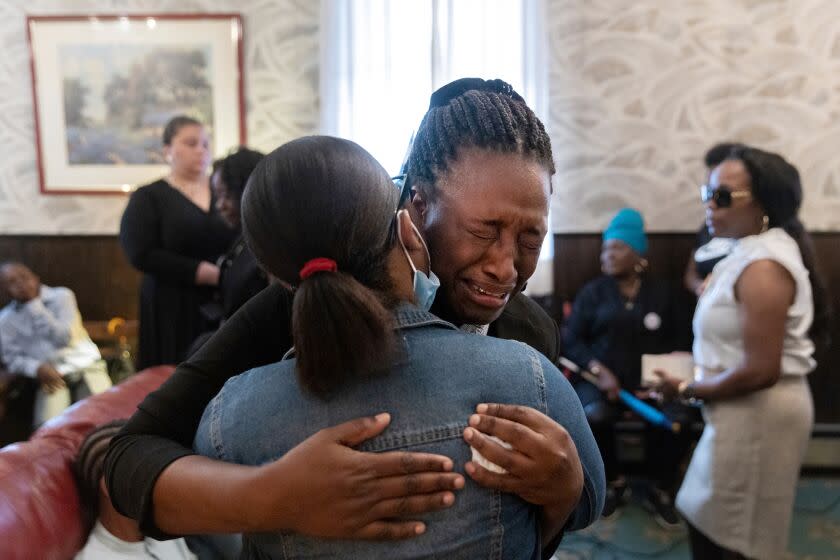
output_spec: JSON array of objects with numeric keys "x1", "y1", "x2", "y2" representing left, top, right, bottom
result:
[
  {"x1": 700, "y1": 184, "x2": 752, "y2": 208},
  {"x1": 392, "y1": 175, "x2": 412, "y2": 207}
]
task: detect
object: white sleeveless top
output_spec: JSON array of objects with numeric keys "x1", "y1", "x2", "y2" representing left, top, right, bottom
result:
[{"x1": 692, "y1": 228, "x2": 815, "y2": 377}]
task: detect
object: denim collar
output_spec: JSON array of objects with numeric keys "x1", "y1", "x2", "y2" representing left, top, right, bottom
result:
[
  {"x1": 281, "y1": 304, "x2": 456, "y2": 361},
  {"x1": 392, "y1": 303, "x2": 457, "y2": 332}
]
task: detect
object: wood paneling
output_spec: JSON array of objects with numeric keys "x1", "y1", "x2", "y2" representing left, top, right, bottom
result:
[
  {"x1": 0, "y1": 236, "x2": 139, "y2": 321},
  {"x1": 1, "y1": 234, "x2": 837, "y2": 422},
  {"x1": 554, "y1": 232, "x2": 840, "y2": 424}
]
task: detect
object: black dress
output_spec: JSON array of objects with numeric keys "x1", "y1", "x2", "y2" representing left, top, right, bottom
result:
[{"x1": 120, "y1": 179, "x2": 235, "y2": 369}]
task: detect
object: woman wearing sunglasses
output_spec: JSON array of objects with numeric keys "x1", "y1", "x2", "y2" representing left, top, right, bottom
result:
[
  {"x1": 654, "y1": 146, "x2": 828, "y2": 559},
  {"x1": 683, "y1": 143, "x2": 742, "y2": 297}
]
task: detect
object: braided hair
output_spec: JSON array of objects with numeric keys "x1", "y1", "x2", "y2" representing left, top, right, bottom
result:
[
  {"x1": 407, "y1": 78, "x2": 555, "y2": 198},
  {"x1": 73, "y1": 420, "x2": 128, "y2": 531}
]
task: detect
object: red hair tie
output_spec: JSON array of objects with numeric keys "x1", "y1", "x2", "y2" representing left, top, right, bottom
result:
[{"x1": 300, "y1": 258, "x2": 338, "y2": 280}]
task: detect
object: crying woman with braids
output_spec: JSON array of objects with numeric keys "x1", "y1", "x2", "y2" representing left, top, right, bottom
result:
[
  {"x1": 192, "y1": 136, "x2": 604, "y2": 559},
  {"x1": 106, "y1": 79, "x2": 601, "y2": 558}
]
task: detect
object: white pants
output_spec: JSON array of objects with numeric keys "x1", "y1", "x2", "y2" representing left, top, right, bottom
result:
[{"x1": 34, "y1": 360, "x2": 112, "y2": 426}]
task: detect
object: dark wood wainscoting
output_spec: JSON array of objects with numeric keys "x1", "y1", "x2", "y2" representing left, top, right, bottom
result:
[
  {"x1": 554, "y1": 232, "x2": 840, "y2": 423},
  {"x1": 0, "y1": 236, "x2": 139, "y2": 321},
  {"x1": 1, "y1": 233, "x2": 837, "y2": 421}
]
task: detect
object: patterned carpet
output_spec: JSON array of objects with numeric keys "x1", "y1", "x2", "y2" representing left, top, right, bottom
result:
[{"x1": 554, "y1": 477, "x2": 840, "y2": 559}]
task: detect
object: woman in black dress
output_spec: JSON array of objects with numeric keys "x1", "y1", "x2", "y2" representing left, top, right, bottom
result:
[{"x1": 120, "y1": 116, "x2": 235, "y2": 369}]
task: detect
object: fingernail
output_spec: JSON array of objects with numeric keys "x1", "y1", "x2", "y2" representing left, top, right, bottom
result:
[
  {"x1": 453, "y1": 476, "x2": 465, "y2": 489},
  {"x1": 374, "y1": 413, "x2": 390, "y2": 423},
  {"x1": 443, "y1": 493, "x2": 454, "y2": 505},
  {"x1": 442, "y1": 458, "x2": 453, "y2": 471},
  {"x1": 465, "y1": 462, "x2": 475, "y2": 475},
  {"x1": 469, "y1": 414, "x2": 480, "y2": 427},
  {"x1": 415, "y1": 523, "x2": 426, "y2": 535},
  {"x1": 463, "y1": 428, "x2": 474, "y2": 441},
  {"x1": 476, "y1": 403, "x2": 488, "y2": 413}
]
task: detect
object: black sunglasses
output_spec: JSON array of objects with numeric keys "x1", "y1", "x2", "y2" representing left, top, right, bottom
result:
[{"x1": 700, "y1": 184, "x2": 752, "y2": 208}]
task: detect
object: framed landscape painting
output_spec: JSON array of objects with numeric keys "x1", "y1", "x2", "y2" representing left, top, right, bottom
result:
[{"x1": 27, "y1": 14, "x2": 245, "y2": 194}]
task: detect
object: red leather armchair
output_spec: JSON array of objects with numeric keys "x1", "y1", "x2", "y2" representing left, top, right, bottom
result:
[{"x1": 0, "y1": 366, "x2": 174, "y2": 560}]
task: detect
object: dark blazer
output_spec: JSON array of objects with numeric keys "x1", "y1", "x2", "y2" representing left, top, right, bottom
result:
[{"x1": 491, "y1": 293, "x2": 562, "y2": 365}]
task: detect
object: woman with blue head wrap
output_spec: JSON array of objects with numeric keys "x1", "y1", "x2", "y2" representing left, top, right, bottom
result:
[
  {"x1": 603, "y1": 207, "x2": 648, "y2": 255},
  {"x1": 563, "y1": 208, "x2": 695, "y2": 527}
]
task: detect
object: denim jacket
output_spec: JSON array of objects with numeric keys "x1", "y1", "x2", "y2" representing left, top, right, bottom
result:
[{"x1": 195, "y1": 305, "x2": 605, "y2": 560}]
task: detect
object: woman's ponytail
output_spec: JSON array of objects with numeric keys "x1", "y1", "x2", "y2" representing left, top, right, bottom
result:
[
  {"x1": 241, "y1": 136, "x2": 403, "y2": 398},
  {"x1": 292, "y1": 270, "x2": 396, "y2": 396},
  {"x1": 782, "y1": 217, "x2": 831, "y2": 347}
]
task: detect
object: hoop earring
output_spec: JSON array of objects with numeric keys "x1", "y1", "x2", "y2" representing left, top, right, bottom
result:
[{"x1": 761, "y1": 215, "x2": 769, "y2": 234}]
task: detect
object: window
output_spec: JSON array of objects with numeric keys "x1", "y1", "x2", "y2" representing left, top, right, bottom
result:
[{"x1": 320, "y1": 0, "x2": 552, "y2": 294}]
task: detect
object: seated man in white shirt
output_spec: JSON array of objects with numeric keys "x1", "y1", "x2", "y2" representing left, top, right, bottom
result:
[
  {"x1": 74, "y1": 420, "x2": 197, "y2": 560},
  {"x1": 0, "y1": 262, "x2": 112, "y2": 426}
]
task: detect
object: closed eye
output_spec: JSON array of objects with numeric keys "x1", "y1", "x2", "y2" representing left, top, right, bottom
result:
[
  {"x1": 519, "y1": 233, "x2": 544, "y2": 251},
  {"x1": 469, "y1": 229, "x2": 497, "y2": 241}
]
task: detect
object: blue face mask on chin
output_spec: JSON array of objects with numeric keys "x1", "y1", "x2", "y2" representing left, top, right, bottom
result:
[
  {"x1": 397, "y1": 210, "x2": 440, "y2": 311},
  {"x1": 412, "y1": 265, "x2": 441, "y2": 311}
]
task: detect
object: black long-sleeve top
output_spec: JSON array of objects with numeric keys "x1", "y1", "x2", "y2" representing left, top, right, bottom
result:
[
  {"x1": 563, "y1": 275, "x2": 691, "y2": 389},
  {"x1": 120, "y1": 180, "x2": 235, "y2": 368},
  {"x1": 104, "y1": 286, "x2": 562, "y2": 540}
]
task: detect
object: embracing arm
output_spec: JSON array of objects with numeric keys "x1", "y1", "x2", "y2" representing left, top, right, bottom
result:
[
  {"x1": 105, "y1": 284, "x2": 463, "y2": 539},
  {"x1": 160, "y1": 414, "x2": 462, "y2": 538},
  {"x1": 104, "y1": 285, "x2": 293, "y2": 537},
  {"x1": 461, "y1": 355, "x2": 605, "y2": 555}
]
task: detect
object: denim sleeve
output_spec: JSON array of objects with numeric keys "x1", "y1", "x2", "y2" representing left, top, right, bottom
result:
[
  {"x1": 538, "y1": 351, "x2": 606, "y2": 531},
  {"x1": 193, "y1": 392, "x2": 221, "y2": 460}
]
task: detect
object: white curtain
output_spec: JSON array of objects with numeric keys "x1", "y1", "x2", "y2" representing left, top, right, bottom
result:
[{"x1": 320, "y1": 0, "x2": 553, "y2": 296}]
